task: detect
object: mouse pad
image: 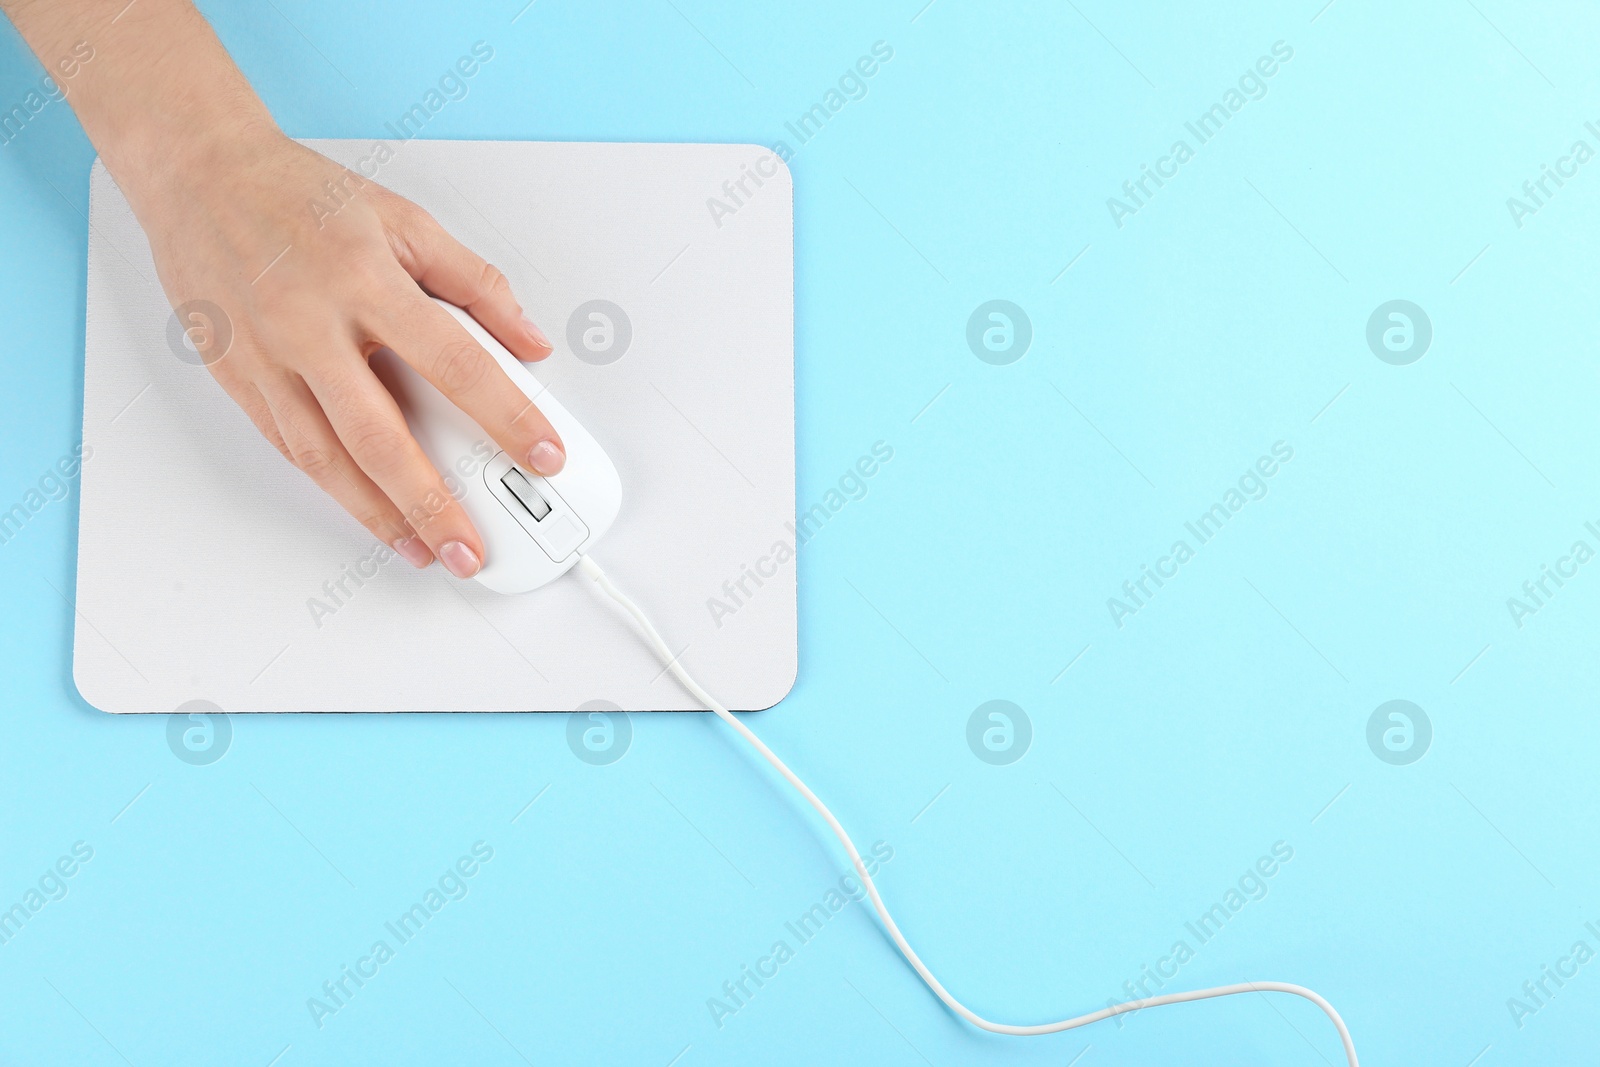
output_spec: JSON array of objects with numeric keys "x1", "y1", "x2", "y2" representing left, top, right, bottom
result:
[{"x1": 73, "y1": 139, "x2": 795, "y2": 713}]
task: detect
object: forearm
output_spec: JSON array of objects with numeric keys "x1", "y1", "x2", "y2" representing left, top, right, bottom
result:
[{"x1": 1, "y1": 0, "x2": 278, "y2": 211}]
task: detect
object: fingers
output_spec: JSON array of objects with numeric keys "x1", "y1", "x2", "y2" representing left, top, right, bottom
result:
[
  {"x1": 384, "y1": 200, "x2": 554, "y2": 363},
  {"x1": 222, "y1": 378, "x2": 294, "y2": 464},
  {"x1": 257, "y1": 377, "x2": 434, "y2": 569},
  {"x1": 372, "y1": 289, "x2": 567, "y2": 478},
  {"x1": 303, "y1": 365, "x2": 488, "y2": 579}
]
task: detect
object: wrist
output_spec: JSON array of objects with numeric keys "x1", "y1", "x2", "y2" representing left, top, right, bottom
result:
[
  {"x1": 106, "y1": 97, "x2": 282, "y2": 215},
  {"x1": 129, "y1": 121, "x2": 284, "y2": 215},
  {"x1": 8, "y1": 0, "x2": 283, "y2": 213}
]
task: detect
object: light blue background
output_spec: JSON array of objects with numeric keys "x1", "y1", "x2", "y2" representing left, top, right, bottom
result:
[{"x1": 2, "y1": 1, "x2": 1597, "y2": 1064}]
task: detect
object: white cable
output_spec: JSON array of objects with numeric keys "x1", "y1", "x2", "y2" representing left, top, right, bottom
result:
[{"x1": 573, "y1": 554, "x2": 1359, "y2": 1065}]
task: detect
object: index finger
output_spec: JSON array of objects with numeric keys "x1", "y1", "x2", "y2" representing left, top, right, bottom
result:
[{"x1": 372, "y1": 290, "x2": 566, "y2": 478}]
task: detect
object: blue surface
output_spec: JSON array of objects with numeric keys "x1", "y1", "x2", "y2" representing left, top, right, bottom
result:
[{"x1": 2, "y1": 1, "x2": 1597, "y2": 1064}]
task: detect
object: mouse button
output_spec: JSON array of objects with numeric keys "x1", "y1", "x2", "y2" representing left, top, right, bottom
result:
[{"x1": 532, "y1": 512, "x2": 587, "y2": 561}]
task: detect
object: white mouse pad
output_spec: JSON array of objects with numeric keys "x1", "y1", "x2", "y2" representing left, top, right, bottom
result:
[{"x1": 74, "y1": 140, "x2": 795, "y2": 713}]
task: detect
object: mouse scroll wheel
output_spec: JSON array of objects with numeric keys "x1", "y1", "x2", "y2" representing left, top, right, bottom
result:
[{"x1": 500, "y1": 468, "x2": 552, "y2": 521}]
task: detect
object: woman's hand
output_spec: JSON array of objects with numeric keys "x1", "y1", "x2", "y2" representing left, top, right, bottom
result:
[
  {"x1": 2, "y1": 0, "x2": 562, "y2": 577},
  {"x1": 145, "y1": 130, "x2": 564, "y2": 577}
]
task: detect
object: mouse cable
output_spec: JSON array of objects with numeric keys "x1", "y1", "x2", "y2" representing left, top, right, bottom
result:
[{"x1": 573, "y1": 554, "x2": 1359, "y2": 1065}]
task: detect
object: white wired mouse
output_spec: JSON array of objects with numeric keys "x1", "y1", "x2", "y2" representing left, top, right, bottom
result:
[{"x1": 371, "y1": 298, "x2": 621, "y2": 595}]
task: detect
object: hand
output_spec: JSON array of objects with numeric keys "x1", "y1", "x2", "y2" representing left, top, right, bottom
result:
[
  {"x1": 144, "y1": 131, "x2": 563, "y2": 577},
  {"x1": 0, "y1": 0, "x2": 563, "y2": 578}
]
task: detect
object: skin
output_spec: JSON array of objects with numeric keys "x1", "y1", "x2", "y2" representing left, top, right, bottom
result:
[{"x1": 2, "y1": 0, "x2": 565, "y2": 578}]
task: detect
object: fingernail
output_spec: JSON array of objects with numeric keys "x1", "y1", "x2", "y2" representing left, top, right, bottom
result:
[
  {"x1": 392, "y1": 536, "x2": 433, "y2": 569},
  {"x1": 522, "y1": 315, "x2": 552, "y2": 352},
  {"x1": 439, "y1": 541, "x2": 482, "y2": 579},
  {"x1": 527, "y1": 440, "x2": 565, "y2": 476}
]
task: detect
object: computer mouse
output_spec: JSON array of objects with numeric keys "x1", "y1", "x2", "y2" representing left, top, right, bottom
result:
[{"x1": 370, "y1": 298, "x2": 622, "y2": 595}]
